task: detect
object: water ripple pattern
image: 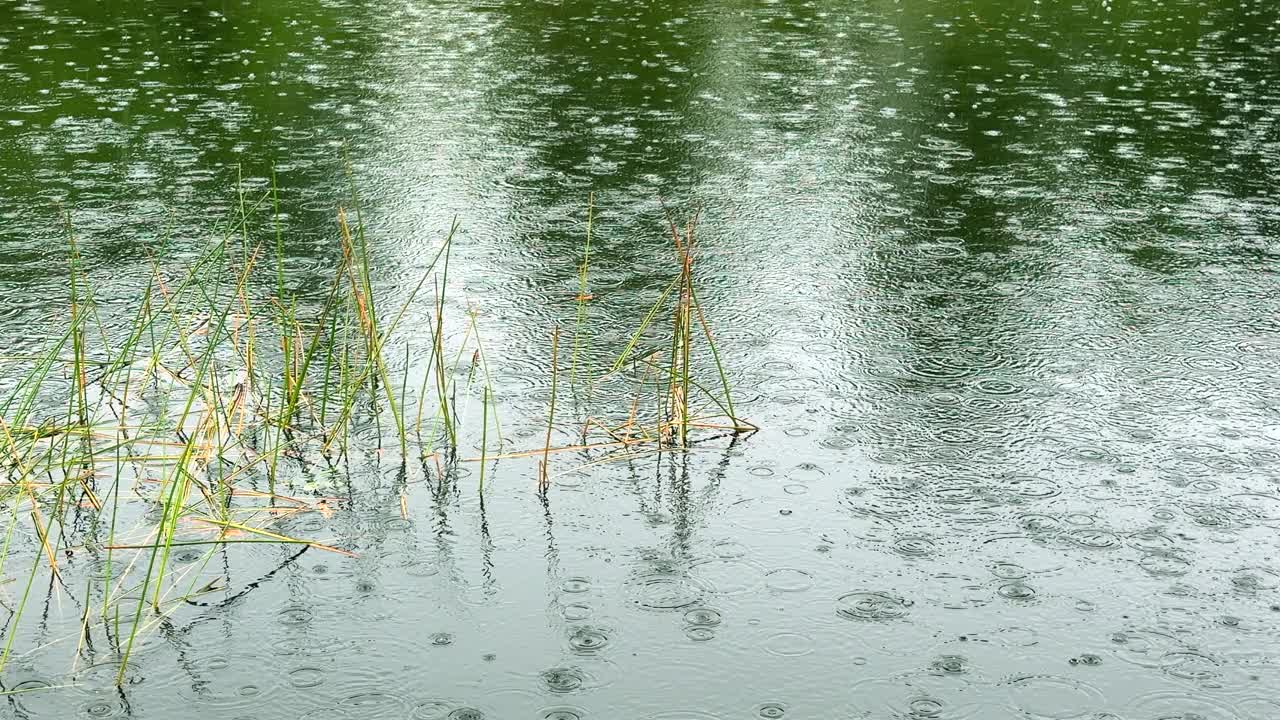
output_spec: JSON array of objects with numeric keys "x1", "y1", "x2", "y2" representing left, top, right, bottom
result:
[{"x1": 1, "y1": 0, "x2": 1279, "y2": 718}]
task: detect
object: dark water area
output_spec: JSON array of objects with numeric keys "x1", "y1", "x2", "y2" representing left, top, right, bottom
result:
[{"x1": 2, "y1": 0, "x2": 1280, "y2": 717}]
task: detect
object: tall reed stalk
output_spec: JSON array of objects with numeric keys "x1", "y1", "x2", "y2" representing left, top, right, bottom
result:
[
  {"x1": 540, "y1": 326, "x2": 560, "y2": 488},
  {"x1": 570, "y1": 194, "x2": 593, "y2": 386}
]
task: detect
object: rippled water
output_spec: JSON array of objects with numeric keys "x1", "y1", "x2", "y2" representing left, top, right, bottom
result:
[{"x1": 2, "y1": 0, "x2": 1280, "y2": 717}]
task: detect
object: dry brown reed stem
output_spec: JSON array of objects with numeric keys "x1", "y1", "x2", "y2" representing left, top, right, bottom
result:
[
  {"x1": 583, "y1": 416, "x2": 634, "y2": 445},
  {"x1": 654, "y1": 205, "x2": 699, "y2": 447}
]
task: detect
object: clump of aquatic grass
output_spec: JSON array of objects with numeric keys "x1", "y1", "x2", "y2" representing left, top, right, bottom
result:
[
  {"x1": 476, "y1": 205, "x2": 756, "y2": 485},
  {"x1": 606, "y1": 208, "x2": 755, "y2": 444},
  {"x1": 0, "y1": 183, "x2": 467, "y2": 685},
  {"x1": 0, "y1": 186, "x2": 755, "y2": 690}
]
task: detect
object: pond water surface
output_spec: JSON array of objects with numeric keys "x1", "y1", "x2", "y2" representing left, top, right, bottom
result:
[{"x1": 2, "y1": 0, "x2": 1280, "y2": 718}]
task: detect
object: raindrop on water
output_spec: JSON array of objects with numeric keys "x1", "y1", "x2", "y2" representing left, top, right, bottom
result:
[{"x1": 836, "y1": 591, "x2": 912, "y2": 621}]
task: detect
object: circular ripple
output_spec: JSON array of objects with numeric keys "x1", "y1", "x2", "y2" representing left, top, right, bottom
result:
[
  {"x1": 412, "y1": 700, "x2": 454, "y2": 719},
  {"x1": 1071, "y1": 653, "x2": 1103, "y2": 667},
  {"x1": 560, "y1": 577, "x2": 592, "y2": 594},
  {"x1": 1110, "y1": 629, "x2": 1186, "y2": 668},
  {"x1": 561, "y1": 604, "x2": 592, "y2": 621},
  {"x1": 80, "y1": 697, "x2": 128, "y2": 719},
  {"x1": 849, "y1": 674, "x2": 977, "y2": 719},
  {"x1": 1231, "y1": 566, "x2": 1280, "y2": 592},
  {"x1": 685, "y1": 626, "x2": 716, "y2": 642},
  {"x1": 931, "y1": 655, "x2": 970, "y2": 674},
  {"x1": 1180, "y1": 354, "x2": 1243, "y2": 373},
  {"x1": 1230, "y1": 492, "x2": 1280, "y2": 521},
  {"x1": 974, "y1": 377, "x2": 1023, "y2": 396},
  {"x1": 1238, "y1": 695, "x2": 1280, "y2": 719},
  {"x1": 836, "y1": 591, "x2": 912, "y2": 621},
  {"x1": 72, "y1": 661, "x2": 145, "y2": 689},
  {"x1": 990, "y1": 562, "x2": 1027, "y2": 580},
  {"x1": 1064, "y1": 528, "x2": 1121, "y2": 549},
  {"x1": 765, "y1": 568, "x2": 814, "y2": 592},
  {"x1": 1018, "y1": 513, "x2": 1063, "y2": 535},
  {"x1": 893, "y1": 536, "x2": 939, "y2": 558},
  {"x1": 818, "y1": 435, "x2": 857, "y2": 451},
  {"x1": 624, "y1": 572, "x2": 710, "y2": 611},
  {"x1": 1124, "y1": 691, "x2": 1239, "y2": 720},
  {"x1": 682, "y1": 608, "x2": 722, "y2": 627},
  {"x1": 1003, "y1": 674, "x2": 1105, "y2": 719},
  {"x1": 540, "y1": 667, "x2": 586, "y2": 694},
  {"x1": 907, "y1": 356, "x2": 975, "y2": 380},
  {"x1": 176, "y1": 654, "x2": 282, "y2": 710},
  {"x1": 1160, "y1": 651, "x2": 1221, "y2": 681},
  {"x1": 908, "y1": 697, "x2": 945, "y2": 718},
  {"x1": 539, "y1": 706, "x2": 586, "y2": 720},
  {"x1": 761, "y1": 631, "x2": 814, "y2": 657},
  {"x1": 1127, "y1": 531, "x2": 1176, "y2": 552},
  {"x1": 338, "y1": 692, "x2": 411, "y2": 720},
  {"x1": 755, "y1": 703, "x2": 787, "y2": 719},
  {"x1": 711, "y1": 541, "x2": 747, "y2": 558},
  {"x1": 1003, "y1": 476, "x2": 1062, "y2": 500},
  {"x1": 287, "y1": 667, "x2": 325, "y2": 689},
  {"x1": 567, "y1": 626, "x2": 611, "y2": 655},
  {"x1": 997, "y1": 583, "x2": 1037, "y2": 602}
]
